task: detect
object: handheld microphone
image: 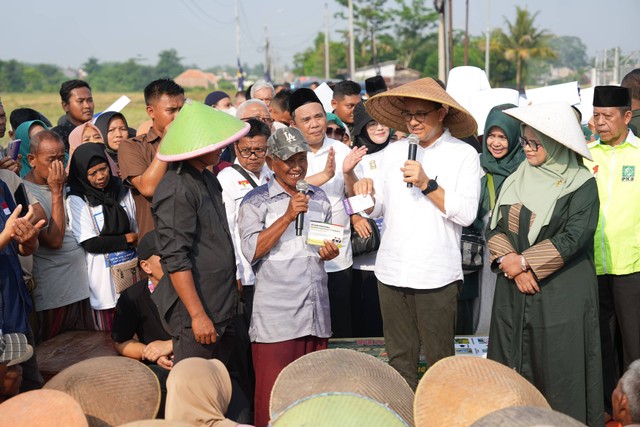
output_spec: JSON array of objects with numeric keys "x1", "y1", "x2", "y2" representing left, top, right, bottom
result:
[
  {"x1": 406, "y1": 134, "x2": 419, "y2": 188},
  {"x1": 295, "y1": 180, "x2": 309, "y2": 236}
]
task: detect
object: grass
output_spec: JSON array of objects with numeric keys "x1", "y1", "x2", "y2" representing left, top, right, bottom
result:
[{"x1": 0, "y1": 88, "x2": 212, "y2": 147}]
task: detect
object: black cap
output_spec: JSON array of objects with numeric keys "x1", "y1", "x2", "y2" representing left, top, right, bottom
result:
[
  {"x1": 137, "y1": 230, "x2": 160, "y2": 262},
  {"x1": 593, "y1": 86, "x2": 631, "y2": 107},
  {"x1": 365, "y1": 75, "x2": 387, "y2": 96},
  {"x1": 289, "y1": 88, "x2": 322, "y2": 113}
]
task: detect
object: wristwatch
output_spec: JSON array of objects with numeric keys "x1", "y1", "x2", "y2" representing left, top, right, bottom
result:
[{"x1": 421, "y1": 178, "x2": 438, "y2": 196}]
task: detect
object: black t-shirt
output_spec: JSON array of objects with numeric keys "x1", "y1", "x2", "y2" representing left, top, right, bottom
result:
[{"x1": 111, "y1": 278, "x2": 171, "y2": 345}]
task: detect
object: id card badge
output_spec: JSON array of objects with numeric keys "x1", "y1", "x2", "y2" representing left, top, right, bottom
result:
[{"x1": 93, "y1": 211, "x2": 105, "y2": 232}]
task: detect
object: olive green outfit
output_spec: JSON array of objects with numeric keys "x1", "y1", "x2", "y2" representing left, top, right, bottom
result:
[{"x1": 486, "y1": 130, "x2": 604, "y2": 427}]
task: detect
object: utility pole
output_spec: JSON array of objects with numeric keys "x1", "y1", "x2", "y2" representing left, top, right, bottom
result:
[
  {"x1": 348, "y1": 0, "x2": 356, "y2": 80},
  {"x1": 235, "y1": 0, "x2": 242, "y2": 90},
  {"x1": 485, "y1": 0, "x2": 490, "y2": 81},
  {"x1": 436, "y1": 0, "x2": 445, "y2": 81},
  {"x1": 324, "y1": 2, "x2": 330, "y2": 80},
  {"x1": 264, "y1": 26, "x2": 271, "y2": 82},
  {"x1": 464, "y1": 0, "x2": 469, "y2": 65},
  {"x1": 448, "y1": 0, "x2": 453, "y2": 74}
]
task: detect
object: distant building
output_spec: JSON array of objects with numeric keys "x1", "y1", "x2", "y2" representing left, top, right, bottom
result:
[
  {"x1": 344, "y1": 60, "x2": 422, "y2": 88},
  {"x1": 174, "y1": 69, "x2": 220, "y2": 89}
]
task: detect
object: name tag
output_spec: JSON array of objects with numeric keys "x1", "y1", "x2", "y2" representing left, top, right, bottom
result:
[{"x1": 1, "y1": 202, "x2": 10, "y2": 216}]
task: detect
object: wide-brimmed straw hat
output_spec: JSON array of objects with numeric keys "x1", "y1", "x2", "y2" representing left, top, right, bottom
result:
[
  {"x1": 270, "y1": 392, "x2": 409, "y2": 427},
  {"x1": 0, "y1": 389, "x2": 88, "y2": 427},
  {"x1": 270, "y1": 349, "x2": 414, "y2": 426},
  {"x1": 44, "y1": 356, "x2": 161, "y2": 427},
  {"x1": 470, "y1": 406, "x2": 587, "y2": 426},
  {"x1": 504, "y1": 102, "x2": 592, "y2": 160},
  {"x1": 119, "y1": 421, "x2": 193, "y2": 427},
  {"x1": 365, "y1": 77, "x2": 478, "y2": 138},
  {"x1": 157, "y1": 99, "x2": 249, "y2": 162},
  {"x1": 414, "y1": 356, "x2": 550, "y2": 427}
]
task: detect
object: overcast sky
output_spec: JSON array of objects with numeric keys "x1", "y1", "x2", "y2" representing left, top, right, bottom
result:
[{"x1": 1, "y1": 0, "x2": 636, "y2": 70}]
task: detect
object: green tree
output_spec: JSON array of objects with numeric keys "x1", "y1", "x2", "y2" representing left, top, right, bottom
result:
[
  {"x1": 393, "y1": 0, "x2": 439, "y2": 69},
  {"x1": 293, "y1": 33, "x2": 347, "y2": 77},
  {"x1": 83, "y1": 57, "x2": 102, "y2": 76},
  {"x1": 155, "y1": 49, "x2": 184, "y2": 79},
  {"x1": 499, "y1": 7, "x2": 556, "y2": 89},
  {"x1": 0, "y1": 60, "x2": 26, "y2": 92},
  {"x1": 548, "y1": 35, "x2": 589, "y2": 69}
]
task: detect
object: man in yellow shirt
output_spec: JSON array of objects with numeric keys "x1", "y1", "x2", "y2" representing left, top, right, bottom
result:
[{"x1": 584, "y1": 85, "x2": 640, "y2": 417}]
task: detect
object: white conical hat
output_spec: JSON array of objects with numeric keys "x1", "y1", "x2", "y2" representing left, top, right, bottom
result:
[{"x1": 504, "y1": 102, "x2": 592, "y2": 160}]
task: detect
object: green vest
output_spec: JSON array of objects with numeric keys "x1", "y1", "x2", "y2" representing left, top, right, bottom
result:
[{"x1": 584, "y1": 130, "x2": 640, "y2": 275}]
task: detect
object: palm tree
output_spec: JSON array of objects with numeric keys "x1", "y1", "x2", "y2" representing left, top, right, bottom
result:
[{"x1": 500, "y1": 7, "x2": 556, "y2": 90}]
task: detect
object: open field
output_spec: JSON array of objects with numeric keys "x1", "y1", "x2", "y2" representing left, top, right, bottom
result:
[{"x1": 0, "y1": 88, "x2": 213, "y2": 147}]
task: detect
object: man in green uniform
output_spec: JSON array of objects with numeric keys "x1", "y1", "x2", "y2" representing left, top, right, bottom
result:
[{"x1": 583, "y1": 85, "x2": 640, "y2": 418}]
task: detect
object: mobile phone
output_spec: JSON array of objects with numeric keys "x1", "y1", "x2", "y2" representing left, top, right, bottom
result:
[
  {"x1": 6, "y1": 139, "x2": 21, "y2": 161},
  {"x1": 13, "y1": 183, "x2": 29, "y2": 218}
]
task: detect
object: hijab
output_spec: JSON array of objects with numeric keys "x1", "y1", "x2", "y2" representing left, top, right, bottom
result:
[
  {"x1": 165, "y1": 358, "x2": 236, "y2": 427},
  {"x1": 352, "y1": 101, "x2": 389, "y2": 154},
  {"x1": 477, "y1": 104, "x2": 525, "y2": 219},
  {"x1": 94, "y1": 111, "x2": 129, "y2": 165},
  {"x1": 68, "y1": 122, "x2": 103, "y2": 155},
  {"x1": 490, "y1": 126, "x2": 593, "y2": 244},
  {"x1": 14, "y1": 120, "x2": 49, "y2": 177},
  {"x1": 67, "y1": 143, "x2": 130, "y2": 236}
]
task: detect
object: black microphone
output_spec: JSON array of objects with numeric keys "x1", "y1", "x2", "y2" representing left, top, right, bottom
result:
[
  {"x1": 295, "y1": 179, "x2": 309, "y2": 236},
  {"x1": 407, "y1": 134, "x2": 419, "y2": 188}
]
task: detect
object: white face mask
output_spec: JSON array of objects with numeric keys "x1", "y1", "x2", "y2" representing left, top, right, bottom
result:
[{"x1": 222, "y1": 107, "x2": 237, "y2": 116}]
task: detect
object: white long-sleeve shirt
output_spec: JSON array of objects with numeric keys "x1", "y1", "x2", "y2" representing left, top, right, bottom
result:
[{"x1": 371, "y1": 130, "x2": 481, "y2": 290}]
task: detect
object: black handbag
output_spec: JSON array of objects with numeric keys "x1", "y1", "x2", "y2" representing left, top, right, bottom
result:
[
  {"x1": 461, "y1": 226, "x2": 484, "y2": 273},
  {"x1": 351, "y1": 217, "x2": 381, "y2": 257}
]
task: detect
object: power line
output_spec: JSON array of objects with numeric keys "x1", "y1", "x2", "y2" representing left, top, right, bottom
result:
[{"x1": 189, "y1": 0, "x2": 233, "y2": 25}]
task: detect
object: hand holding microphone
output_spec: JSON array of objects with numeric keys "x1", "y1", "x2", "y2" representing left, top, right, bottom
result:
[
  {"x1": 405, "y1": 134, "x2": 419, "y2": 188},
  {"x1": 294, "y1": 180, "x2": 309, "y2": 236}
]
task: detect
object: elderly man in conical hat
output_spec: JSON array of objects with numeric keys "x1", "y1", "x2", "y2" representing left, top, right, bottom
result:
[
  {"x1": 151, "y1": 100, "x2": 250, "y2": 370},
  {"x1": 353, "y1": 77, "x2": 481, "y2": 390}
]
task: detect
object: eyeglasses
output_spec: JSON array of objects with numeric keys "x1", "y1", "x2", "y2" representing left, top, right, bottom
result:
[
  {"x1": 242, "y1": 116, "x2": 274, "y2": 126},
  {"x1": 237, "y1": 147, "x2": 267, "y2": 158},
  {"x1": 400, "y1": 108, "x2": 439, "y2": 123},
  {"x1": 518, "y1": 136, "x2": 543, "y2": 151},
  {"x1": 326, "y1": 127, "x2": 346, "y2": 140}
]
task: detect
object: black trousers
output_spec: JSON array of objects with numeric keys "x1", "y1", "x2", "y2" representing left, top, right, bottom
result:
[
  {"x1": 328, "y1": 268, "x2": 353, "y2": 338},
  {"x1": 351, "y1": 269, "x2": 383, "y2": 338},
  {"x1": 598, "y1": 273, "x2": 640, "y2": 413}
]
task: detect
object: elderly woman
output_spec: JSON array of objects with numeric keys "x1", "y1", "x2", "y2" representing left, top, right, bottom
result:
[
  {"x1": 66, "y1": 143, "x2": 138, "y2": 331},
  {"x1": 473, "y1": 104, "x2": 525, "y2": 335},
  {"x1": 486, "y1": 102, "x2": 603, "y2": 426}
]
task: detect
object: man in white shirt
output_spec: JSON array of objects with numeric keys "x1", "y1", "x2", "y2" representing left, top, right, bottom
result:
[
  {"x1": 354, "y1": 78, "x2": 481, "y2": 389},
  {"x1": 289, "y1": 88, "x2": 366, "y2": 338},
  {"x1": 218, "y1": 119, "x2": 272, "y2": 318}
]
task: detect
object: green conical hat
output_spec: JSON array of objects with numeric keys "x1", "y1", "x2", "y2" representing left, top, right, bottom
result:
[{"x1": 157, "y1": 99, "x2": 250, "y2": 161}]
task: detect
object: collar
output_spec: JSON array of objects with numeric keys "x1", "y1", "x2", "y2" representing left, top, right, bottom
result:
[
  {"x1": 417, "y1": 128, "x2": 450, "y2": 151},
  {"x1": 232, "y1": 158, "x2": 269, "y2": 180},
  {"x1": 267, "y1": 178, "x2": 315, "y2": 199},
  {"x1": 592, "y1": 129, "x2": 639, "y2": 149},
  {"x1": 309, "y1": 136, "x2": 334, "y2": 156}
]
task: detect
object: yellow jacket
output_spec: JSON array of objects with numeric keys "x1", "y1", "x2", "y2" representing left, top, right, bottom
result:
[{"x1": 584, "y1": 130, "x2": 640, "y2": 275}]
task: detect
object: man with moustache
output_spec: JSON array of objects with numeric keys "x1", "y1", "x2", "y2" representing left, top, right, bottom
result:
[{"x1": 51, "y1": 80, "x2": 94, "y2": 150}]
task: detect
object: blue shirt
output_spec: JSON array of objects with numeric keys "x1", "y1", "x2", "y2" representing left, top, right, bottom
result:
[
  {"x1": 0, "y1": 179, "x2": 32, "y2": 334},
  {"x1": 238, "y1": 179, "x2": 333, "y2": 343}
]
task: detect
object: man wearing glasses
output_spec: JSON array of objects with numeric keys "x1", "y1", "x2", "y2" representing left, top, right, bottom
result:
[
  {"x1": 353, "y1": 78, "x2": 480, "y2": 389},
  {"x1": 218, "y1": 119, "x2": 273, "y2": 320}
]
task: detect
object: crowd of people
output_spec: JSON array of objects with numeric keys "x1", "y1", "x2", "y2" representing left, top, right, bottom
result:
[{"x1": 0, "y1": 68, "x2": 639, "y2": 427}]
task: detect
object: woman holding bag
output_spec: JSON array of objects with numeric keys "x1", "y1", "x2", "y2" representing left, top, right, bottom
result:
[
  {"x1": 472, "y1": 104, "x2": 524, "y2": 335},
  {"x1": 66, "y1": 143, "x2": 138, "y2": 331}
]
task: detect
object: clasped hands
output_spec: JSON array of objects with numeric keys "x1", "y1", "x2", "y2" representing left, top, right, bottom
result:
[{"x1": 499, "y1": 253, "x2": 540, "y2": 295}]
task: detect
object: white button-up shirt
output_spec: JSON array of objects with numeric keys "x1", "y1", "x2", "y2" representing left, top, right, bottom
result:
[
  {"x1": 218, "y1": 161, "x2": 272, "y2": 287},
  {"x1": 306, "y1": 137, "x2": 353, "y2": 272},
  {"x1": 371, "y1": 130, "x2": 481, "y2": 289}
]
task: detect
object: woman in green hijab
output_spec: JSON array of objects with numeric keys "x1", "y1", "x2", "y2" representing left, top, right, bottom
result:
[
  {"x1": 14, "y1": 120, "x2": 48, "y2": 177},
  {"x1": 473, "y1": 104, "x2": 525, "y2": 335},
  {"x1": 486, "y1": 103, "x2": 603, "y2": 426}
]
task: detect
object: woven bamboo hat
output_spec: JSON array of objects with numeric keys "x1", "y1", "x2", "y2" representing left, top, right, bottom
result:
[
  {"x1": 270, "y1": 349, "x2": 414, "y2": 426},
  {"x1": 44, "y1": 356, "x2": 161, "y2": 427},
  {"x1": 365, "y1": 77, "x2": 478, "y2": 138},
  {"x1": 414, "y1": 356, "x2": 550, "y2": 427},
  {"x1": 270, "y1": 392, "x2": 409, "y2": 427},
  {"x1": 470, "y1": 406, "x2": 587, "y2": 426},
  {"x1": 504, "y1": 102, "x2": 592, "y2": 160},
  {"x1": 0, "y1": 389, "x2": 88, "y2": 427},
  {"x1": 157, "y1": 99, "x2": 250, "y2": 161},
  {"x1": 120, "y1": 421, "x2": 193, "y2": 427}
]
